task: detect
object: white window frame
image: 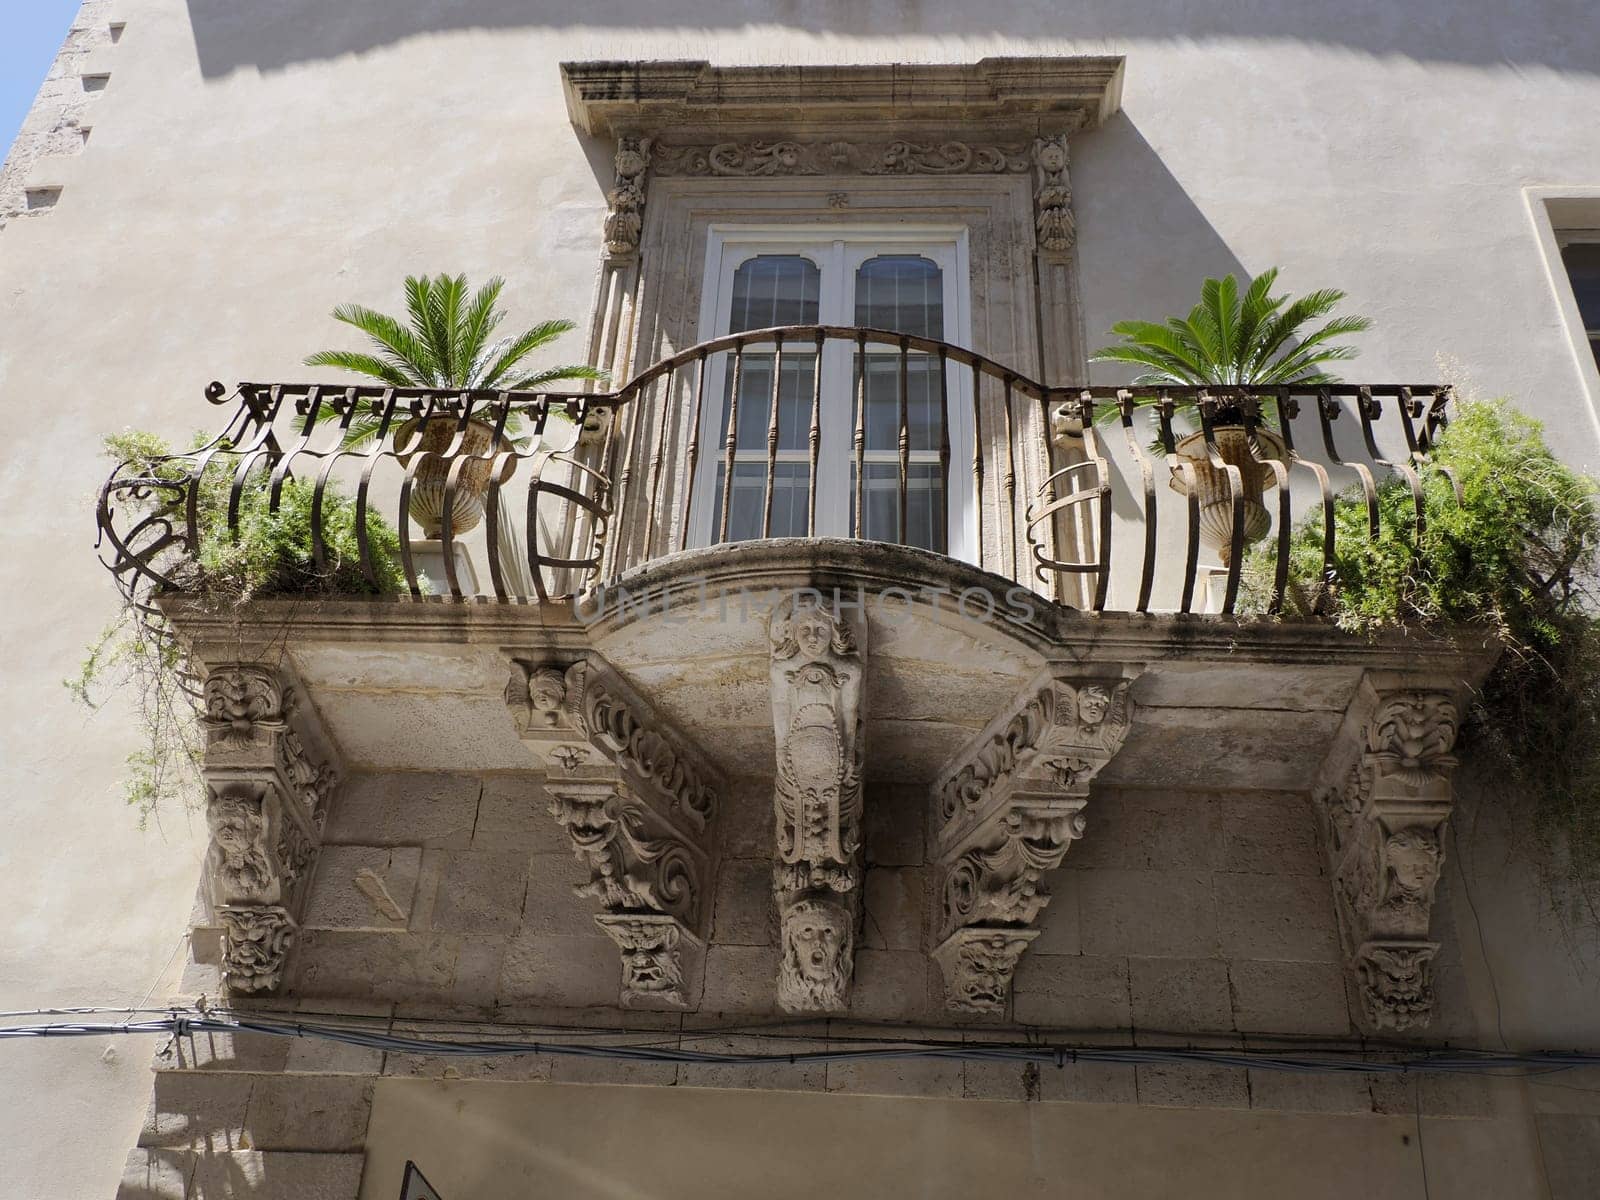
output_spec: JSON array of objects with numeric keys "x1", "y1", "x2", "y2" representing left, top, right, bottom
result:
[
  {"x1": 1556, "y1": 228, "x2": 1600, "y2": 360},
  {"x1": 688, "y1": 223, "x2": 977, "y2": 560}
]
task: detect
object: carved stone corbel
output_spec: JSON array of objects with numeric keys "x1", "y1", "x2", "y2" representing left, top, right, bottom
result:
[
  {"x1": 768, "y1": 595, "x2": 867, "y2": 1013},
  {"x1": 1318, "y1": 681, "x2": 1459, "y2": 1032},
  {"x1": 931, "y1": 669, "x2": 1136, "y2": 1012},
  {"x1": 506, "y1": 653, "x2": 722, "y2": 1008},
  {"x1": 603, "y1": 135, "x2": 651, "y2": 259},
  {"x1": 1031, "y1": 133, "x2": 1075, "y2": 254},
  {"x1": 199, "y1": 665, "x2": 339, "y2": 995}
]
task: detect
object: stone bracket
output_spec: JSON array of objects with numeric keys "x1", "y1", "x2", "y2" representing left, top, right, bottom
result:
[
  {"x1": 199, "y1": 664, "x2": 340, "y2": 995},
  {"x1": 506, "y1": 652, "x2": 724, "y2": 1008},
  {"x1": 930, "y1": 666, "x2": 1138, "y2": 1012},
  {"x1": 1316, "y1": 674, "x2": 1461, "y2": 1032},
  {"x1": 768, "y1": 595, "x2": 868, "y2": 1014}
]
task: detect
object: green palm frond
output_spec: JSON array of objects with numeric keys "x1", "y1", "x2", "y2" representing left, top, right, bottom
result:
[
  {"x1": 1089, "y1": 268, "x2": 1371, "y2": 429},
  {"x1": 306, "y1": 275, "x2": 608, "y2": 448}
]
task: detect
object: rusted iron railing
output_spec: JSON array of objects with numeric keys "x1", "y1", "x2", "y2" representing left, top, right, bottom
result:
[{"x1": 96, "y1": 325, "x2": 1453, "y2": 626}]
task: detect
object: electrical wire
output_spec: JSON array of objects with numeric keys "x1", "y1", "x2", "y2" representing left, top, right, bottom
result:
[{"x1": 5, "y1": 1009, "x2": 1600, "y2": 1076}]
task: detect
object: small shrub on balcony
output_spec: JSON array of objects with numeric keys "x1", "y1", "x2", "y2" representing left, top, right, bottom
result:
[{"x1": 1241, "y1": 399, "x2": 1600, "y2": 885}]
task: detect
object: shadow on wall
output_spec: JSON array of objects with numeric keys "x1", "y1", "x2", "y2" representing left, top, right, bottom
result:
[{"x1": 181, "y1": 0, "x2": 1600, "y2": 78}]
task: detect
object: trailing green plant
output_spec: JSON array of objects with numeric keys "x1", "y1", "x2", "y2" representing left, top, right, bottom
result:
[
  {"x1": 1240, "y1": 399, "x2": 1600, "y2": 885},
  {"x1": 305, "y1": 273, "x2": 605, "y2": 449},
  {"x1": 75, "y1": 430, "x2": 409, "y2": 821},
  {"x1": 1089, "y1": 267, "x2": 1372, "y2": 439}
]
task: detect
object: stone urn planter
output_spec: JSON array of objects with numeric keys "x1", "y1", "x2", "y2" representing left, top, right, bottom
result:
[
  {"x1": 394, "y1": 416, "x2": 517, "y2": 537},
  {"x1": 1166, "y1": 423, "x2": 1286, "y2": 566}
]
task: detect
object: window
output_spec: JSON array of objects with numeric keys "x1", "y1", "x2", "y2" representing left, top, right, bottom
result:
[
  {"x1": 690, "y1": 226, "x2": 974, "y2": 558},
  {"x1": 1558, "y1": 236, "x2": 1600, "y2": 370}
]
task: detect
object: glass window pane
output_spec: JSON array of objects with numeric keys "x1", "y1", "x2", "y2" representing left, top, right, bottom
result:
[
  {"x1": 711, "y1": 462, "x2": 811, "y2": 542},
  {"x1": 730, "y1": 255, "x2": 821, "y2": 333},
  {"x1": 850, "y1": 462, "x2": 945, "y2": 552},
  {"x1": 855, "y1": 255, "x2": 944, "y2": 338}
]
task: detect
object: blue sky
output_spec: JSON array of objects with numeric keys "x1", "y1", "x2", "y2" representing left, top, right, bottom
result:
[{"x1": 2, "y1": 1, "x2": 85, "y2": 164}]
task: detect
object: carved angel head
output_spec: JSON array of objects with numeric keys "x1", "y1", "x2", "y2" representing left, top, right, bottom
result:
[
  {"x1": 771, "y1": 595, "x2": 855, "y2": 662},
  {"x1": 527, "y1": 667, "x2": 570, "y2": 727},
  {"x1": 1033, "y1": 137, "x2": 1069, "y2": 175},
  {"x1": 1385, "y1": 827, "x2": 1443, "y2": 900},
  {"x1": 778, "y1": 897, "x2": 853, "y2": 1010}
]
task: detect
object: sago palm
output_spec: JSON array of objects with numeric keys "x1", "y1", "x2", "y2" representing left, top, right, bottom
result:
[
  {"x1": 306, "y1": 273, "x2": 605, "y2": 448},
  {"x1": 1090, "y1": 268, "x2": 1372, "y2": 422}
]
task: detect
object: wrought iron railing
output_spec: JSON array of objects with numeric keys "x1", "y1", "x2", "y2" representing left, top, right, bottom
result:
[{"x1": 96, "y1": 326, "x2": 1453, "y2": 628}]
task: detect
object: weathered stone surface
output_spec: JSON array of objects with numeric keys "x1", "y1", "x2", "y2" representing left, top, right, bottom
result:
[
  {"x1": 720, "y1": 778, "x2": 773, "y2": 858},
  {"x1": 1066, "y1": 789, "x2": 1222, "y2": 872},
  {"x1": 712, "y1": 858, "x2": 775, "y2": 946},
  {"x1": 1038, "y1": 1059, "x2": 1140, "y2": 1106},
  {"x1": 1134, "y1": 1058, "x2": 1250, "y2": 1110},
  {"x1": 862, "y1": 867, "x2": 926, "y2": 951},
  {"x1": 291, "y1": 930, "x2": 460, "y2": 1003},
  {"x1": 498, "y1": 931, "x2": 620, "y2": 1008},
  {"x1": 322, "y1": 774, "x2": 479, "y2": 848},
  {"x1": 1129, "y1": 957, "x2": 1233, "y2": 1034},
  {"x1": 187, "y1": 1151, "x2": 364, "y2": 1199},
  {"x1": 1215, "y1": 873, "x2": 1341, "y2": 962},
  {"x1": 243, "y1": 1076, "x2": 373, "y2": 1152},
  {"x1": 1030, "y1": 873, "x2": 1081, "y2": 955},
  {"x1": 301, "y1": 846, "x2": 421, "y2": 931},
  {"x1": 520, "y1": 851, "x2": 605, "y2": 938},
  {"x1": 115, "y1": 1148, "x2": 192, "y2": 1199},
  {"x1": 138, "y1": 1072, "x2": 251, "y2": 1150},
  {"x1": 318, "y1": 692, "x2": 532, "y2": 772},
  {"x1": 698, "y1": 943, "x2": 784, "y2": 1014},
  {"x1": 474, "y1": 775, "x2": 571, "y2": 854},
  {"x1": 1219, "y1": 793, "x2": 1323, "y2": 876},
  {"x1": 1247, "y1": 1067, "x2": 1375, "y2": 1115},
  {"x1": 849, "y1": 949, "x2": 934, "y2": 1020},
  {"x1": 1013, "y1": 954, "x2": 1131, "y2": 1028},
  {"x1": 1228, "y1": 959, "x2": 1352, "y2": 1036},
  {"x1": 865, "y1": 782, "x2": 927, "y2": 866},
  {"x1": 824, "y1": 1043, "x2": 965, "y2": 1099},
  {"x1": 675, "y1": 1034, "x2": 828, "y2": 1092},
  {"x1": 1078, "y1": 869, "x2": 1219, "y2": 958},
  {"x1": 1536, "y1": 1114, "x2": 1600, "y2": 1200},
  {"x1": 1099, "y1": 707, "x2": 1340, "y2": 791},
  {"x1": 426, "y1": 848, "x2": 528, "y2": 936}
]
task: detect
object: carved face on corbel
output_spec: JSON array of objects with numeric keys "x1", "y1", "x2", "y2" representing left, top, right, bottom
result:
[
  {"x1": 1385, "y1": 827, "x2": 1444, "y2": 905},
  {"x1": 203, "y1": 667, "x2": 284, "y2": 747},
  {"x1": 773, "y1": 596, "x2": 855, "y2": 663},
  {"x1": 600, "y1": 917, "x2": 686, "y2": 1004},
  {"x1": 1077, "y1": 685, "x2": 1111, "y2": 728},
  {"x1": 1007, "y1": 806, "x2": 1080, "y2": 871},
  {"x1": 956, "y1": 932, "x2": 1033, "y2": 1010},
  {"x1": 779, "y1": 897, "x2": 853, "y2": 1010},
  {"x1": 548, "y1": 791, "x2": 617, "y2": 851},
  {"x1": 528, "y1": 668, "x2": 569, "y2": 728},
  {"x1": 218, "y1": 905, "x2": 295, "y2": 994},
  {"x1": 207, "y1": 792, "x2": 276, "y2": 902},
  {"x1": 1358, "y1": 943, "x2": 1437, "y2": 1030}
]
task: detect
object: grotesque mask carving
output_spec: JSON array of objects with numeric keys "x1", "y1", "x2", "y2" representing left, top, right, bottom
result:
[{"x1": 778, "y1": 897, "x2": 853, "y2": 1012}]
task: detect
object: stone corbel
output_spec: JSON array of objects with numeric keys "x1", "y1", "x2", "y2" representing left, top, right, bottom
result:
[
  {"x1": 199, "y1": 665, "x2": 339, "y2": 995},
  {"x1": 1031, "y1": 132, "x2": 1076, "y2": 255},
  {"x1": 768, "y1": 595, "x2": 867, "y2": 1013},
  {"x1": 931, "y1": 668, "x2": 1137, "y2": 1012},
  {"x1": 1318, "y1": 677, "x2": 1460, "y2": 1032},
  {"x1": 506, "y1": 652, "x2": 722, "y2": 1008},
  {"x1": 603, "y1": 135, "x2": 651, "y2": 260}
]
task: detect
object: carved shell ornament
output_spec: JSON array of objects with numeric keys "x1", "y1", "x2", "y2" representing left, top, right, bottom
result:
[
  {"x1": 202, "y1": 667, "x2": 285, "y2": 746},
  {"x1": 1368, "y1": 692, "x2": 1459, "y2": 788}
]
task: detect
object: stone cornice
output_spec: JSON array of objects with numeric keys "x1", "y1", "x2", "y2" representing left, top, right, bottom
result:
[{"x1": 561, "y1": 58, "x2": 1125, "y2": 139}]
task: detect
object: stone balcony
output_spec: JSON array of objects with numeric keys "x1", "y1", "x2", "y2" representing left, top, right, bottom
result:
[{"x1": 97, "y1": 329, "x2": 1496, "y2": 1037}]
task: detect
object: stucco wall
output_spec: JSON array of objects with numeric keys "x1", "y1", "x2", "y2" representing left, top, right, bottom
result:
[{"x1": 3, "y1": 1, "x2": 1600, "y2": 1196}]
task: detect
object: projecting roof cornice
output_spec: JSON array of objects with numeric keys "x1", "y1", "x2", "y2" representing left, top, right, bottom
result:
[{"x1": 560, "y1": 57, "x2": 1125, "y2": 139}]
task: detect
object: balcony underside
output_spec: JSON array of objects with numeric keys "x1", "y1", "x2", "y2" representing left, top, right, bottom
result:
[{"x1": 165, "y1": 537, "x2": 1495, "y2": 789}]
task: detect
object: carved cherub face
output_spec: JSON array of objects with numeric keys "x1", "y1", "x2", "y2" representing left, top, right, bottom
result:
[
  {"x1": 209, "y1": 796, "x2": 263, "y2": 865},
  {"x1": 528, "y1": 668, "x2": 568, "y2": 727},
  {"x1": 1076, "y1": 685, "x2": 1111, "y2": 728},
  {"x1": 1034, "y1": 140, "x2": 1068, "y2": 174},
  {"x1": 1386, "y1": 829, "x2": 1442, "y2": 897},
  {"x1": 792, "y1": 604, "x2": 836, "y2": 660}
]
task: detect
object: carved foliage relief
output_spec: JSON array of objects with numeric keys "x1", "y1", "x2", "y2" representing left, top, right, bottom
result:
[
  {"x1": 199, "y1": 665, "x2": 337, "y2": 995},
  {"x1": 768, "y1": 596, "x2": 867, "y2": 1013},
  {"x1": 1321, "y1": 688, "x2": 1459, "y2": 1031}
]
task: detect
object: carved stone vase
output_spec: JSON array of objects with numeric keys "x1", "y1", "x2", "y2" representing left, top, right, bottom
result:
[
  {"x1": 395, "y1": 416, "x2": 517, "y2": 538},
  {"x1": 1167, "y1": 425, "x2": 1286, "y2": 566}
]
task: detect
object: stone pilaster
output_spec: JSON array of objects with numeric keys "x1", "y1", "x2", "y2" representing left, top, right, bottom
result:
[
  {"x1": 506, "y1": 652, "x2": 722, "y2": 1007},
  {"x1": 931, "y1": 669, "x2": 1136, "y2": 1012},
  {"x1": 199, "y1": 665, "x2": 338, "y2": 995},
  {"x1": 1318, "y1": 677, "x2": 1460, "y2": 1032}
]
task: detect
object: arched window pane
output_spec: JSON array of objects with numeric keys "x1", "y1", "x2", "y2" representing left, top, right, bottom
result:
[
  {"x1": 730, "y1": 255, "x2": 820, "y2": 332},
  {"x1": 854, "y1": 255, "x2": 943, "y2": 338}
]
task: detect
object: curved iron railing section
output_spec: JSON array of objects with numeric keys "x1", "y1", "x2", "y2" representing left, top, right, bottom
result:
[{"x1": 95, "y1": 326, "x2": 1453, "y2": 626}]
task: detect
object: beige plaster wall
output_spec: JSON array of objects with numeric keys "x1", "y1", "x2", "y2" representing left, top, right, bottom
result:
[{"x1": 3, "y1": 1, "x2": 1600, "y2": 1196}]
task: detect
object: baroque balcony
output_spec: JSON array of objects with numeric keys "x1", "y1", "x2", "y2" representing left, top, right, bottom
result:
[{"x1": 97, "y1": 326, "x2": 1495, "y2": 1028}]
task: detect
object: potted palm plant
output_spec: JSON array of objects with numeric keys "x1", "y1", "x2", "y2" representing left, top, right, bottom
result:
[
  {"x1": 1090, "y1": 269, "x2": 1371, "y2": 564},
  {"x1": 306, "y1": 273, "x2": 604, "y2": 537}
]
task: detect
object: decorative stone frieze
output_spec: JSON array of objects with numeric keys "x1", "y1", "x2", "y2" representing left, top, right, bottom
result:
[
  {"x1": 1319, "y1": 682, "x2": 1460, "y2": 1032},
  {"x1": 767, "y1": 596, "x2": 868, "y2": 1013},
  {"x1": 603, "y1": 135, "x2": 650, "y2": 259},
  {"x1": 507, "y1": 652, "x2": 724, "y2": 1008},
  {"x1": 198, "y1": 665, "x2": 338, "y2": 995},
  {"x1": 652, "y1": 138, "x2": 1031, "y2": 178},
  {"x1": 931, "y1": 669, "x2": 1136, "y2": 1012}
]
